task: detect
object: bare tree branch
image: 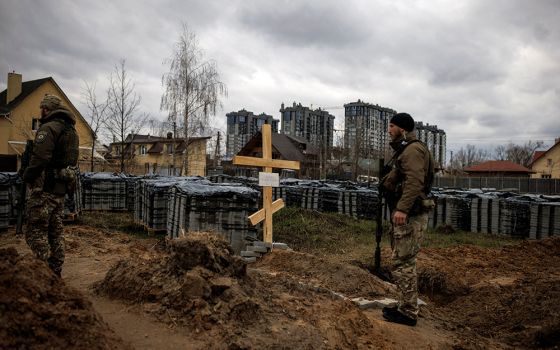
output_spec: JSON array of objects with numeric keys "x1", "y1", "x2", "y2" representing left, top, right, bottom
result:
[
  {"x1": 82, "y1": 80, "x2": 108, "y2": 171},
  {"x1": 105, "y1": 59, "x2": 147, "y2": 172},
  {"x1": 161, "y1": 23, "x2": 227, "y2": 176}
]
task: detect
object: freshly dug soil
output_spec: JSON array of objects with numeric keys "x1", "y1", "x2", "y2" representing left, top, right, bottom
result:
[
  {"x1": 418, "y1": 237, "x2": 560, "y2": 349},
  {"x1": 4, "y1": 222, "x2": 558, "y2": 349},
  {"x1": 254, "y1": 249, "x2": 396, "y2": 299},
  {"x1": 0, "y1": 247, "x2": 131, "y2": 350},
  {"x1": 94, "y1": 232, "x2": 254, "y2": 327},
  {"x1": 94, "y1": 232, "x2": 385, "y2": 349}
]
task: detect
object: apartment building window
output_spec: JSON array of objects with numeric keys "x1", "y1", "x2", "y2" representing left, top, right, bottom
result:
[
  {"x1": 167, "y1": 144, "x2": 173, "y2": 154},
  {"x1": 32, "y1": 118, "x2": 40, "y2": 130},
  {"x1": 542, "y1": 174, "x2": 551, "y2": 179},
  {"x1": 139, "y1": 144, "x2": 147, "y2": 155}
]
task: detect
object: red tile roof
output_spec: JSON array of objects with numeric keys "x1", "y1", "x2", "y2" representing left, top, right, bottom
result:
[
  {"x1": 464, "y1": 160, "x2": 532, "y2": 173},
  {"x1": 529, "y1": 140, "x2": 560, "y2": 167}
]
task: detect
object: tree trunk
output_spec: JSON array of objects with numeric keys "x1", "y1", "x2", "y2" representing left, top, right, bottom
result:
[
  {"x1": 182, "y1": 104, "x2": 189, "y2": 176},
  {"x1": 90, "y1": 135, "x2": 96, "y2": 172}
]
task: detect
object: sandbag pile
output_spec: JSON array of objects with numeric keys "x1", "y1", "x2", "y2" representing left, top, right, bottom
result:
[
  {"x1": 270, "y1": 180, "x2": 379, "y2": 219},
  {"x1": 470, "y1": 195, "x2": 496, "y2": 234},
  {"x1": 498, "y1": 196, "x2": 541, "y2": 237},
  {"x1": 134, "y1": 176, "x2": 199, "y2": 231},
  {"x1": 81, "y1": 172, "x2": 132, "y2": 211},
  {"x1": 167, "y1": 180, "x2": 260, "y2": 253},
  {"x1": 0, "y1": 173, "x2": 20, "y2": 229},
  {"x1": 530, "y1": 202, "x2": 560, "y2": 239},
  {"x1": 64, "y1": 167, "x2": 82, "y2": 216}
]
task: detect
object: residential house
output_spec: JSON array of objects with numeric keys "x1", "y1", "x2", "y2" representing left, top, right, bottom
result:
[
  {"x1": 464, "y1": 160, "x2": 533, "y2": 178},
  {"x1": 234, "y1": 132, "x2": 319, "y2": 178},
  {"x1": 0, "y1": 72, "x2": 98, "y2": 171},
  {"x1": 530, "y1": 138, "x2": 560, "y2": 179},
  {"x1": 107, "y1": 133, "x2": 210, "y2": 176}
]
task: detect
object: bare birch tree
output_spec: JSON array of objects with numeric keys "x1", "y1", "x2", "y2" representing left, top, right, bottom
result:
[
  {"x1": 82, "y1": 81, "x2": 108, "y2": 171},
  {"x1": 161, "y1": 24, "x2": 227, "y2": 176},
  {"x1": 105, "y1": 59, "x2": 147, "y2": 172}
]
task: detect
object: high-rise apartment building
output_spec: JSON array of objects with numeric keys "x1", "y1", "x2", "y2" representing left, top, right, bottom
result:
[
  {"x1": 279, "y1": 102, "x2": 335, "y2": 152},
  {"x1": 225, "y1": 109, "x2": 279, "y2": 158},
  {"x1": 415, "y1": 122, "x2": 446, "y2": 168},
  {"x1": 344, "y1": 100, "x2": 396, "y2": 158}
]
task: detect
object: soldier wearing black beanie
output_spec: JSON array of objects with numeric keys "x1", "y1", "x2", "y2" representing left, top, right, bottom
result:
[{"x1": 381, "y1": 111, "x2": 435, "y2": 327}]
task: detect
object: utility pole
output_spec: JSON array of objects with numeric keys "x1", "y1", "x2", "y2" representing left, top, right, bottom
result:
[{"x1": 214, "y1": 131, "x2": 221, "y2": 168}]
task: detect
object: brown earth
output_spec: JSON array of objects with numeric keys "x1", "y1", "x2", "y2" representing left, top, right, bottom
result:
[
  {"x1": 417, "y1": 239, "x2": 560, "y2": 349},
  {"x1": 1, "y1": 224, "x2": 559, "y2": 349},
  {"x1": 0, "y1": 246, "x2": 131, "y2": 350}
]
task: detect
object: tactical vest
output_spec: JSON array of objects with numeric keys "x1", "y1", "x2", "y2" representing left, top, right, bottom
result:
[
  {"x1": 52, "y1": 120, "x2": 79, "y2": 168},
  {"x1": 380, "y1": 139, "x2": 434, "y2": 214},
  {"x1": 383, "y1": 139, "x2": 434, "y2": 196}
]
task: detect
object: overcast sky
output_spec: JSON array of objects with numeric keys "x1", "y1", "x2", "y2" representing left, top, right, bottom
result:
[{"x1": 1, "y1": 0, "x2": 559, "y2": 153}]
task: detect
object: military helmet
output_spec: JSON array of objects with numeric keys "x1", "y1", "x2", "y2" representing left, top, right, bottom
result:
[{"x1": 40, "y1": 94, "x2": 63, "y2": 111}]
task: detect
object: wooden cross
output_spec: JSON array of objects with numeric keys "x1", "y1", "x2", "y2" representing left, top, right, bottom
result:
[{"x1": 233, "y1": 124, "x2": 300, "y2": 244}]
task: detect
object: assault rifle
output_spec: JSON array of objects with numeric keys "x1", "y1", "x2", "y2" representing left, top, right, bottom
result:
[{"x1": 16, "y1": 140, "x2": 34, "y2": 234}]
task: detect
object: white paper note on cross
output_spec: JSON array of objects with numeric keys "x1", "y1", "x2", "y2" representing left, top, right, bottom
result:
[{"x1": 233, "y1": 124, "x2": 300, "y2": 244}]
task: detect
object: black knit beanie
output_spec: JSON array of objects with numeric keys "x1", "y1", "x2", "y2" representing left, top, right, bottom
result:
[{"x1": 390, "y1": 113, "x2": 415, "y2": 132}]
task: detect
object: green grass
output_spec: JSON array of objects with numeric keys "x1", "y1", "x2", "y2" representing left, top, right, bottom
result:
[
  {"x1": 76, "y1": 208, "x2": 521, "y2": 253},
  {"x1": 274, "y1": 207, "x2": 376, "y2": 255},
  {"x1": 76, "y1": 211, "x2": 150, "y2": 237},
  {"x1": 274, "y1": 207, "x2": 520, "y2": 256},
  {"x1": 423, "y1": 228, "x2": 520, "y2": 248}
]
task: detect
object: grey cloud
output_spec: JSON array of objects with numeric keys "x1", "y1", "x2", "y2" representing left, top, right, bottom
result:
[
  {"x1": 1, "y1": 0, "x2": 560, "y2": 150},
  {"x1": 236, "y1": 1, "x2": 369, "y2": 48}
]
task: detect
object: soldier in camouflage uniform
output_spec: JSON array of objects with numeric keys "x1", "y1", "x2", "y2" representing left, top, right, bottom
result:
[
  {"x1": 22, "y1": 94, "x2": 79, "y2": 277},
  {"x1": 380, "y1": 113, "x2": 434, "y2": 326}
]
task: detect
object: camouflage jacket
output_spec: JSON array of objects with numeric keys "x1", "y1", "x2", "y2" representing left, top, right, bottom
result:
[
  {"x1": 23, "y1": 107, "x2": 77, "y2": 194},
  {"x1": 381, "y1": 133, "x2": 434, "y2": 214}
]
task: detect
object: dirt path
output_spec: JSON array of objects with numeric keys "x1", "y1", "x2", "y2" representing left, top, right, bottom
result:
[
  {"x1": 1, "y1": 228, "x2": 205, "y2": 350},
  {"x1": 64, "y1": 256, "x2": 205, "y2": 350}
]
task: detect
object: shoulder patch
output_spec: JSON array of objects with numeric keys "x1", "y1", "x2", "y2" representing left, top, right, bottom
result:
[{"x1": 35, "y1": 131, "x2": 48, "y2": 144}]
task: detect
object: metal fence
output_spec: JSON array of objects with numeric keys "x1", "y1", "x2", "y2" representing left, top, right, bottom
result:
[{"x1": 434, "y1": 177, "x2": 560, "y2": 195}]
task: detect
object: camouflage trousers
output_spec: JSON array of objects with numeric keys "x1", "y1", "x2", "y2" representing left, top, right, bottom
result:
[
  {"x1": 390, "y1": 213, "x2": 428, "y2": 320},
  {"x1": 25, "y1": 190, "x2": 65, "y2": 275}
]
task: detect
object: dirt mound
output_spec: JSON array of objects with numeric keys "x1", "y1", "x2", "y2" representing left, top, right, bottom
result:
[
  {"x1": 64, "y1": 225, "x2": 132, "y2": 255},
  {"x1": 95, "y1": 232, "x2": 253, "y2": 326},
  {"x1": 95, "y1": 232, "x2": 385, "y2": 349},
  {"x1": 418, "y1": 237, "x2": 560, "y2": 348},
  {"x1": 255, "y1": 249, "x2": 396, "y2": 299},
  {"x1": 0, "y1": 247, "x2": 130, "y2": 350}
]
